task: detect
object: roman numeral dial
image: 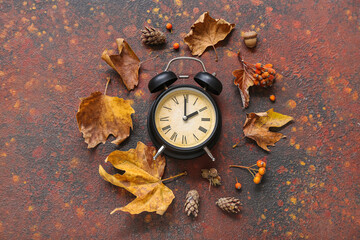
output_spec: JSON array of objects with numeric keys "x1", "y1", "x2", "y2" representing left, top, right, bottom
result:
[{"x1": 154, "y1": 87, "x2": 217, "y2": 148}]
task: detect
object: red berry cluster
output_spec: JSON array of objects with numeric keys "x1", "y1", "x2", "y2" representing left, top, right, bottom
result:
[{"x1": 252, "y1": 63, "x2": 276, "y2": 88}]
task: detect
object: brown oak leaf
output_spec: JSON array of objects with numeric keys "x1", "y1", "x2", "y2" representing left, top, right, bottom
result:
[
  {"x1": 76, "y1": 92, "x2": 134, "y2": 148},
  {"x1": 102, "y1": 38, "x2": 140, "y2": 91},
  {"x1": 233, "y1": 69, "x2": 254, "y2": 108},
  {"x1": 243, "y1": 109, "x2": 293, "y2": 151},
  {"x1": 99, "y1": 142, "x2": 175, "y2": 215},
  {"x1": 184, "y1": 12, "x2": 235, "y2": 61}
]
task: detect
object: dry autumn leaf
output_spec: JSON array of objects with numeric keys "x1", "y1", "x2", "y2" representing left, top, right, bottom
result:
[
  {"x1": 233, "y1": 69, "x2": 254, "y2": 108},
  {"x1": 102, "y1": 38, "x2": 140, "y2": 91},
  {"x1": 76, "y1": 91, "x2": 134, "y2": 148},
  {"x1": 243, "y1": 109, "x2": 293, "y2": 151},
  {"x1": 99, "y1": 142, "x2": 177, "y2": 215},
  {"x1": 184, "y1": 12, "x2": 235, "y2": 61}
]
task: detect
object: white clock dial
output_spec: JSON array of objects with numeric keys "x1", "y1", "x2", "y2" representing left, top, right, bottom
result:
[{"x1": 154, "y1": 87, "x2": 217, "y2": 148}]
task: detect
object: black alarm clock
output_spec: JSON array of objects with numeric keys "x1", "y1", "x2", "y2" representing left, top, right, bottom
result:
[{"x1": 147, "y1": 57, "x2": 222, "y2": 161}]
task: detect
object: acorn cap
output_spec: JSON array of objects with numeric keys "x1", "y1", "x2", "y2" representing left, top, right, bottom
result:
[{"x1": 243, "y1": 31, "x2": 257, "y2": 39}]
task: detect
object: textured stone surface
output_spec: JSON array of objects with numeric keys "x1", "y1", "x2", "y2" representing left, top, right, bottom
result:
[{"x1": 1, "y1": 0, "x2": 359, "y2": 239}]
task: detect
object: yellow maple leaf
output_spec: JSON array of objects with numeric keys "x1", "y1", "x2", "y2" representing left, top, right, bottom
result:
[
  {"x1": 99, "y1": 142, "x2": 176, "y2": 215},
  {"x1": 76, "y1": 92, "x2": 134, "y2": 148}
]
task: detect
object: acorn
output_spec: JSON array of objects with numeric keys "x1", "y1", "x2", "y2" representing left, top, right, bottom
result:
[{"x1": 243, "y1": 31, "x2": 257, "y2": 48}]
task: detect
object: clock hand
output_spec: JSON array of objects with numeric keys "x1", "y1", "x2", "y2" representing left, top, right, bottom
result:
[
  {"x1": 185, "y1": 111, "x2": 199, "y2": 119},
  {"x1": 184, "y1": 95, "x2": 187, "y2": 117}
]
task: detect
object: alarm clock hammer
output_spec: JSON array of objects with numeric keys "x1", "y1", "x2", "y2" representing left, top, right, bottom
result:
[{"x1": 147, "y1": 57, "x2": 223, "y2": 161}]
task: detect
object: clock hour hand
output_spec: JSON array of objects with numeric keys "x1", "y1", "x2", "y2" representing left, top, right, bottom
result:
[{"x1": 185, "y1": 111, "x2": 199, "y2": 120}]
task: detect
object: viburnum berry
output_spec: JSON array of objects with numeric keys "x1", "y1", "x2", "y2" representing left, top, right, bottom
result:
[
  {"x1": 255, "y1": 173, "x2": 262, "y2": 179},
  {"x1": 262, "y1": 72, "x2": 269, "y2": 78},
  {"x1": 259, "y1": 167, "x2": 266, "y2": 175},
  {"x1": 269, "y1": 95, "x2": 276, "y2": 102},
  {"x1": 235, "y1": 182, "x2": 242, "y2": 190},
  {"x1": 173, "y1": 43, "x2": 180, "y2": 50},
  {"x1": 257, "y1": 160, "x2": 266, "y2": 168},
  {"x1": 255, "y1": 63, "x2": 262, "y2": 69},
  {"x1": 166, "y1": 23, "x2": 172, "y2": 30},
  {"x1": 254, "y1": 177, "x2": 261, "y2": 184},
  {"x1": 264, "y1": 63, "x2": 273, "y2": 68},
  {"x1": 268, "y1": 68, "x2": 276, "y2": 74}
]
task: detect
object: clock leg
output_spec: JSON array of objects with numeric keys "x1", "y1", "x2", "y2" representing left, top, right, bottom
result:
[
  {"x1": 153, "y1": 145, "x2": 166, "y2": 160},
  {"x1": 203, "y1": 146, "x2": 215, "y2": 162}
]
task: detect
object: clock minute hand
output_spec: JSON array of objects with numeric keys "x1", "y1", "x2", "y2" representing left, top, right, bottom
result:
[
  {"x1": 186, "y1": 111, "x2": 199, "y2": 119},
  {"x1": 184, "y1": 95, "x2": 187, "y2": 117}
]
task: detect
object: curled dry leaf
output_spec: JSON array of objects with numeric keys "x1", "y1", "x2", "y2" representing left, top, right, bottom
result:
[
  {"x1": 102, "y1": 38, "x2": 140, "y2": 91},
  {"x1": 184, "y1": 12, "x2": 235, "y2": 61},
  {"x1": 76, "y1": 92, "x2": 134, "y2": 148},
  {"x1": 233, "y1": 69, "x2": 254, "y2": 108},
  {"x1": 243, "y1": 109, "x2": 293, "y2": 151},
  {"x1": 99, "y1": 142, "x2": 175, "y2": 215}
]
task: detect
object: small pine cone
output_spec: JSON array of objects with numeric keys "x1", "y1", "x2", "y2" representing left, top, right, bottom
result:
[
  {"x1": 184, "y1": 190, "x2": 200, "y2": 217},
  {"x1": 141, "y1": 27, "x2": 166, "y2": 45},
  {"x1": 201, "y1": 169, "x2": 210, "y2": 179},
  {"x1": 216, "y1": 197, "x2": 242, "y2": 214},
  {"x1": 209, "y1": 168, "x2": 218, "y2": 178}
]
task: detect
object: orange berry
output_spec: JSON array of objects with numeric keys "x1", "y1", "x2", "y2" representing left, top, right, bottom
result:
[
  {"x1": 173, "y1": 43, "x2": 180, "y2": 50},
  {"x1": 254, "y1": 80, "x2": 259, "y2": 85},
  {"x1": 262, "y1": 72, "x2": 269, "y2": 78},
  {"x1": 268, "y1": 68, "x2": 276, "y2": 74},
  {"x1": 235, "y1": 182, "x2": 242, "y2": 190},
  {"x1": 255, "y1": 63, "x2": 262, "y2": 69},
  {"x1": 270, "y1": 95, "x2": 276, "y2": 102},
  {"x1": 257, "y1": 160, "x2": 266, "y2": 168},
  {"x1": 261, "y1": 80, "x2": 266, "y2": 85},
  {"x1": 254, "y1": 177, "x2": 261, "y2": 184},
  {"x1": 264, "y1": 63, "x2": 273, "y2": 68},
  {"x1": 269, "y1": 75, "x2": 275, "y2": 80},
  {"x1": 166, "y1": 23, "x2": 172, "y2": 30},
  {"x1": 255, "y1": 173, "x2": 262, "y2": 178},
  {"x1": 255, "y1": 69, "x2": 261, "y2": 74},
  {"x1": 259, "y1": 167, "x2": 266, "y2": 175}
]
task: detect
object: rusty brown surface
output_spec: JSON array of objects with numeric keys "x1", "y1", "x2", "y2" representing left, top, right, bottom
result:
[{"x1": 1, "y1": 0, "x2": 360, "y2": 239}]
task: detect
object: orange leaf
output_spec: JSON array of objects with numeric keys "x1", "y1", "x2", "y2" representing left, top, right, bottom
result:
[
  {"x1": 243, "y1": 109, "x2": 293, "y2": 151},
  {"x1": 233, "y1": 69, "x2": 254, "y2": 108},
  {"x1": 102, "y1": 38, "x2": 140, "y2": 91},
  {"x1": 76, "y1": 92, "x2": 134, "y2": 148},
  {"x1": 99, "y1": 142, "x2": 175, "y2": 215},
  {"x1": 184, "y1": 12, "x2": 235, "y2": 61}
]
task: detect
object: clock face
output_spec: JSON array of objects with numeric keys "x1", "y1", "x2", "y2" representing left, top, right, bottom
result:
[{"x1": 154, "y1": 87, "x2": 217, "y2": 148}]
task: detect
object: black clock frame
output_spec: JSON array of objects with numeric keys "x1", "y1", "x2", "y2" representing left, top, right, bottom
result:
[{"x1": 147, "y1": 84, "x2": 221, "y2": 160}]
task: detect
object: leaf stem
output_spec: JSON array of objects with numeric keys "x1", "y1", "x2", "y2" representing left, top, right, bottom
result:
[
  {"x1": 162, "y1": 171, "x2": 187, "y2": 182},
  {"x1": 104, "y1": 77, "x2": 111, "y2": 95},
  {"x1": 233, "y1": 136, "x2": 245, "y2": 148},
  {"x1": 212, "y1": 45, "x2": 218, "y2": 62}
]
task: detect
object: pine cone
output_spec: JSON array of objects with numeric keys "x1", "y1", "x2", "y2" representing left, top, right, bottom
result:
[
  {"x1": 216, "y1": 197, "x2": 242, "y2": 214},
  {"x1": 209, "y1": 168, "x2": 218, "y2": 178},
  {"x1": 184, "y1": 190, "x2": 200, "y2": 217},
  {"x1": 141, "y1": 27, "x2": 166, "y2": 45}
]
